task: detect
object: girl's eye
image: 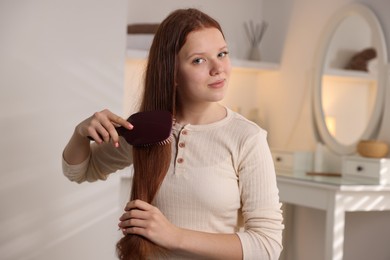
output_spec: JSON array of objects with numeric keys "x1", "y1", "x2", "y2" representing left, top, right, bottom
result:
[
  {"x1": 218, "y1": 51, "x2": 229, "y2": 58},
  {"x1": 192, "y1": 58, "x2": 206, "y2": 64}
]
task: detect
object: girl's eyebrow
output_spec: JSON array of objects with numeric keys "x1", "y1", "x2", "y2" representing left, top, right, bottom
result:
[{"x1": 187, "y1": 52, "x2": 204, "y2": 58}]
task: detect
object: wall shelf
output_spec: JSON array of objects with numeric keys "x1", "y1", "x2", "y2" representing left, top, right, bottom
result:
[{"x1": 323, "y1": 68, "x2": 377, "y2": 84}]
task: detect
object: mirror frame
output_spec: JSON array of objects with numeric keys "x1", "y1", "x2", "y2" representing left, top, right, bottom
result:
[{"x1": 313, "y1": 3, "x2": 388, "y2": 155}]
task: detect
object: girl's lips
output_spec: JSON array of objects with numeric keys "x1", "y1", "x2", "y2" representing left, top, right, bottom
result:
[{"x1": 208, "y1": 79, "x2": 225, "y2": 88}]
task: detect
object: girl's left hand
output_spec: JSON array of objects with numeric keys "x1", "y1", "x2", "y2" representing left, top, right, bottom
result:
[{"x1": 118, "y1": 199, "x2": 181, "y2": 250}]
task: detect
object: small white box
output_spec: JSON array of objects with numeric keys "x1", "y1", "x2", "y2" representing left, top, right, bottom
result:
[
  {"x1": 342, "y1": 156, "x2": 390, "y2": 185},
  {"x1": 271, "y1": 149, "x2": 313, "y2": 172}
]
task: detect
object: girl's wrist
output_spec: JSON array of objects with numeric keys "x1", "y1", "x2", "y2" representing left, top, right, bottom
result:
[{"x1": 168, "y1": 227, "x2": 185, "y2": 252}]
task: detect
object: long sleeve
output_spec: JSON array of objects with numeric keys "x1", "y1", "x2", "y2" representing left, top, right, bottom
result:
[
  {"x1": 236, "y1": 130, "x2": 284, "y2": 260},
  {"x1": 62, "y1": 137, "x2": 133, "y2": 183}
]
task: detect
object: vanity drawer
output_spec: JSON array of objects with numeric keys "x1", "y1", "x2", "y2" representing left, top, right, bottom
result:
[
  {"x1": 271, "y1": 149, "x2": 313, "y2": 172},
  {"x1": 272, "y1": 151, "x2": 294, "y2": 170},
  {"x1": 342, "y1": 156, "x2": 390, "y2": 184}
]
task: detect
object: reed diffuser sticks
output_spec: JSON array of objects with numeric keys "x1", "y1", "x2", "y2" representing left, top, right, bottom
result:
[{"x1": 244, "y1": 20, "x2": 268, "y2": 60}]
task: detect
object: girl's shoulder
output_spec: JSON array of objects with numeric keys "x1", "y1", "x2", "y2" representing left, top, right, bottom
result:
[{"x1": 226, "y1": 108, "x2": 267, "y2": 137}]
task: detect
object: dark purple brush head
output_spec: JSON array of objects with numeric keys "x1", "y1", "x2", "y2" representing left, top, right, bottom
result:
[{"x1": 117, "y1": 110, "x2": 173, "y2": 147}]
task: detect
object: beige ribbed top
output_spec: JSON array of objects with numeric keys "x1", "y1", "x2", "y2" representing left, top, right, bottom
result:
[{"x1": 63, "y1": 108, "x2": 284, "y2": 259}]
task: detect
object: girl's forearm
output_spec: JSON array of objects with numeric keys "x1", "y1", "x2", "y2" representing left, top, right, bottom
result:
[
  {"x1": 63, "y1": 128, "x2": 91, "y2": 165},
  {"x1": 173, "y1": 229, "x2": 243, "y2": 260}
]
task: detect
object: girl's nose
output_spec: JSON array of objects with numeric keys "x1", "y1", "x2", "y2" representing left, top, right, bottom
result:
[{"x1": 210, "y1": 60, "x2": 223, "y2": 76}]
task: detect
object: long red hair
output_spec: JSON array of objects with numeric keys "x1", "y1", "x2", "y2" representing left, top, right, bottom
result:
[{"x1": 116, "y1": 8, "x2": 224, "y2": 259}]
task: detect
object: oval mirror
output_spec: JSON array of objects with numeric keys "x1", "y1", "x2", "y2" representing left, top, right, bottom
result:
[{"x1": 313, "y1": 3, "x2": 388, "y2": 155}]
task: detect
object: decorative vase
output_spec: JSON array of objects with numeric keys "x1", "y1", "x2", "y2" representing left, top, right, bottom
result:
[{"x1": 248, "y1": 46, "x2": 261, "y2": 61}]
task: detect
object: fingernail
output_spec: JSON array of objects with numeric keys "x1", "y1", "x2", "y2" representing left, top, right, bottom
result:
[
  {"x1": 128, "y1": 123, "x2": 133, "y2": 129},
  {"x1": 115, "y1": 142, "x2": 119, "y2": 148}
]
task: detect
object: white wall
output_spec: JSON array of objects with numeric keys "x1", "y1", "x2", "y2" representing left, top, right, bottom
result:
[{"x1": 0, "y1": 1, "x2": 128, "y2": 259}]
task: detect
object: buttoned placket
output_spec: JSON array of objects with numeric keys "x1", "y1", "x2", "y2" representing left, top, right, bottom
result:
[{"x1": 174, "y1": 126, "x2": 188, "y2": 171}]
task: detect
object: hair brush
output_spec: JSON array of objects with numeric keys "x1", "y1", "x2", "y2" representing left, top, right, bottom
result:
[{"x1": 88, "y1": 110, "x2": 173, "y2": 147}]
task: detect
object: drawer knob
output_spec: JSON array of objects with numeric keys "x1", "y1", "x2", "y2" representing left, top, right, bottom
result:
[
  {"x1": 276, "y1": 157, "x2": 282, "y2": 162},
  {"x1": 356, "y1": 166, "x2": 364, "y2": 171}
]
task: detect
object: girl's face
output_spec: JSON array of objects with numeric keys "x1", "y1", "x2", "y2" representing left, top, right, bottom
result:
[{"x1": 176, "y1": 27, "x2": 231, "y2": 106}]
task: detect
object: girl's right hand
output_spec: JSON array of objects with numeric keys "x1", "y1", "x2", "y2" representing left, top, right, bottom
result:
[{"x1": 76, "y1": 109, "x2": 133, "y2": 147}]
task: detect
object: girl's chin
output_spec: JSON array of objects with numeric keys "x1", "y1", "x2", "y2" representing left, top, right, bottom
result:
[{"x1": 209, "y1": 94, "x2": 226, "y2": 102}]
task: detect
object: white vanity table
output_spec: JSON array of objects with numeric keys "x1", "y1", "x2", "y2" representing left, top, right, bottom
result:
[{"x1": 277, "y1": 170, "x2": 390, "y2": 260}]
